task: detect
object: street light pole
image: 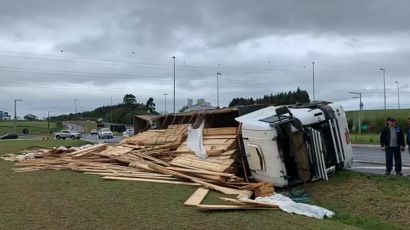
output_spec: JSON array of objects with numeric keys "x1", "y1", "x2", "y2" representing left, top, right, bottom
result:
[
  {"x1": 349, "y1": 92, "x2": 362, "y2": 134},
  {"x1": 312, "y1": 61, "x2": 315, "y2": 101},
  {"x1": 14, "y1": 99, "x2": 23, "y2": 133},
  {"x1": 164, "y1": 93, "x2": 168, "y2": 114},
  {"x1": 110, "y1": 96, "x2": 113, "y2": 123},
  {"x1": 74, "y1": 99, "x2": 78, "y2": 115},
  {"x1": 217, "y1": 72, "x2": 221, "y2": 108},
  {"x1": 380, "y1": 68, "x2": 386, "y2": 110},
  {"x1": 47, "y1": 111, "x2": 53, "y2": 135},
  {"x1": 395, "y1": 80, "x2": 400, "y2": 110},
  {"x1": 172, "y1": 56, "x2": 176, "y2": 114}
]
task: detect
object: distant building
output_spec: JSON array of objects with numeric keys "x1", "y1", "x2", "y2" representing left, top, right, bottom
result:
[
  {"x1": 0, "y1": 111, "x2": 11, "y2": 120},
  {"x1": 187, "y1": 99, "x2": 193, "y2": 107},
  {"x1": 181, "y1": 98, "x2": 216, "y2": 113}
]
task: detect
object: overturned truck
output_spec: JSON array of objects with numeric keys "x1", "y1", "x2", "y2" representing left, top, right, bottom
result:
[
  {"x1": 133, "y1": 101, "x2": 353, "y2": 187},
  {"x1": 236, "y1": 102, "x2": 353, "y2": 187}
]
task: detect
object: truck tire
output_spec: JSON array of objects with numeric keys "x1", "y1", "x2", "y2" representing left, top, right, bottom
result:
[
  {"x1": 56, "y1": 136, "x2": 61, "y2": 140},
  {"x1": 71, "y1": 136, "x2": 75, "y2": 140}
]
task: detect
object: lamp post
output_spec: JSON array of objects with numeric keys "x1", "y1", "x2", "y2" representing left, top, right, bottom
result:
[
  {"x1": 74, "y1": 98, "x2": 78, "y2": 131},
  {"x1": 395, "y1": 80, "x2": 400, "y2": 110},
  {"x1": 110, "y1": 96, "x2": 113, "y2": 123},
  {"x1": 380, "y1": 68, "x2": 386, "y2": 110},
  {"x1": 349, "y1": 92, "x2": 363, "y2": 134},
  {"x1": 14, "y1": 99, "x2": 23, "y2": 133},
  {"x1": 74, "y1": 99, "x2": 78, "y2": 115},
  {"x1": 172, "y1": 56, "x2": 176, "y2": 114},
  {"x1": 47, "y1": 111, "x2": 53, "y2": 135},
  {"x1": 217, "y1": 72, "x2": 221, "y2": 108},
  {"x1": 312, "y1": 61, "x2": 315, "y2": 101},
  {"x1": 164, "y1": 93, "x2": 168, "y2": 114}
]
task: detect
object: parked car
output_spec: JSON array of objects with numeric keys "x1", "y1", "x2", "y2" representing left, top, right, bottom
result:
[
  {"x1": 54, "y1": 130, "x2": 81, "y2": 140},
  {"x1": 122, "y1": 128, "x2": 134, "y2": 137},
  {"x1": 0, "y1": 133, "x2": 18, "y2": 140},
  {"x1": 98, "y1": 128, "x2": 113, "y2": 139},
  {"x1": 90, "y1": 129, "x2": 98, "y2": 135}
]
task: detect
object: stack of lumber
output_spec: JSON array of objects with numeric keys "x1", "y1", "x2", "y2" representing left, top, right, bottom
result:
[
  {"x1": 121, "y1": 124, "x2": 189, "y2": 149},
  {"x1": 2, "y1": 124, "x2": 276, "y2": 211}
]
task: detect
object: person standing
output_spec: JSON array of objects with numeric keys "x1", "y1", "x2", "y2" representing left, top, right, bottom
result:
[{"x1": 380, "y1": 117, "x2": 405, "y2": 176}]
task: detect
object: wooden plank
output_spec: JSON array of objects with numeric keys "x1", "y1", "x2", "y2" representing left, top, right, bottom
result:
[
  {"x1": 135, "y1": 153, "x2": 170, "y2": 166},
  {"x1": 203, "y1": 127, "x2": 238, "y2": 136},
  {"x1": 84, "y1": 172, "x2": 178, "y2": 180},
  {"x1": 184, "y1": 187, "x2": 209, "y2": 206},
  {"x1": 96, "y1": 146, "x2": 133, "y2": 157},
  {"x1": 103, "y1": 176, "x2": 200, "y2": 186},
  {"x1": 145, "y1": 161, "x2": 252, "y2": 199},
  {"x1": 166, "y1": 166, "x2": 238, "y2": 178},
  {"x1": 203, "y1": 139, "x2": 236, "y2": 145},
  {"x1": 67, "y1": 144, "x2": 107, "y2": 157},
  {"x1": 203, "y1": 135, "x2": 237, "y2": 139},
  {"x1": 170, "y1": 155, "x2": 234, "y2": 173}
]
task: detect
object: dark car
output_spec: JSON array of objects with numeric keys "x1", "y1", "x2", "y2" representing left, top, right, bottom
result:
[{"x1": 0, "y1": 133, "x2": 18, "y2": 140}]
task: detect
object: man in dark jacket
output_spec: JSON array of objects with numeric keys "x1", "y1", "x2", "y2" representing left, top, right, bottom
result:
[{"x1": 380, "y1": 117, "x2": 406, "y2": 176}]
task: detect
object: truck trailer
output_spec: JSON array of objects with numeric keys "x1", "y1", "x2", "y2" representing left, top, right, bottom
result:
[{"x1": 235, "y1": 102, "x2": 353, "y2": 187}]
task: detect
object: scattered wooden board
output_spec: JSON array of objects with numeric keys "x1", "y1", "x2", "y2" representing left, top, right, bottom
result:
[
  {"x1": 184, "y1": 187, "x2": 209, "y2": 206},
  {"x1": 103, "y1": 176, "x2": 200, "y2": 186}
]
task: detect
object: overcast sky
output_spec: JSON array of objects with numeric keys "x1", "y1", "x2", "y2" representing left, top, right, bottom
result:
[{"x1": 1, "y1": 0, "x2": 410, "y2": 119}]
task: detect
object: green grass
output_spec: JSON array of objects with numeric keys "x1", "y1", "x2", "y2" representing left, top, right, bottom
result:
[
  {"x1": 350, "y1": 133, "x2": 379, "y2": 145},
  {"x1": 1, "y1": 141, "x2": 410, "y2": 229},
  {"x1": 347, "y1": 108, "x2": 410, "y2": 134},
  {"x1": 0, "y1": 120, "x2": 61, "y2": 136}
]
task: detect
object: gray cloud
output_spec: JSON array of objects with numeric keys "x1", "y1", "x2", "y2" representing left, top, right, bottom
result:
[{"x1": 1, "y1": 0, "x2": 410, "y2": 117}]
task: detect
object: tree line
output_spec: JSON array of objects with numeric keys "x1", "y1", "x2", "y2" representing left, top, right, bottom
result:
[
  {"x1": 229, "y1": 87, "x2": 310, "y2": 107},
  {"x1": 52, "y1": 94, "x2": 157, "y2": 124}
]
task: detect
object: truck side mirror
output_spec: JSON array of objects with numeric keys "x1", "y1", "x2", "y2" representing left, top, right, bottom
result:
[{"x1": 276, "y1": 107, "x2": 292, "y2": 117}]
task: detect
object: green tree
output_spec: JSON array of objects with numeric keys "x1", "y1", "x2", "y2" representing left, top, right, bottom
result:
[
  {"x1": 123, "y1": 94, "x2": 137, "y2": 105},
  {"x1": 146, "y1": 97, "x2": 156, "y2": 114}
]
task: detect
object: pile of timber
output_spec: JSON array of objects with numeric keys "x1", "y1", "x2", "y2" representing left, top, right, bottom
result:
[{"x1": 1, "y1": 124, "x2": 275, "y2": 210}]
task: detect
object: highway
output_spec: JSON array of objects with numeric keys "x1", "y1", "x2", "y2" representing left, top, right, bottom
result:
[
  {"x1": 351, "y1": 145, "x2": 410, "y2": 176},
  {"x1": 80, "y1": 134, "x2": 122, "y2": 144}
]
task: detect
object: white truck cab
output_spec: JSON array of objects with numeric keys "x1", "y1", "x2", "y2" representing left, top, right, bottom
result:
[{"x1": 236, "y1": 102, "x2": 353, "y2": 187}]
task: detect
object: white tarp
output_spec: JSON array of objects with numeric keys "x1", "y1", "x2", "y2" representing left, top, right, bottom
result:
[
  {"x1": 242, "y1": 194, "x2": 334, "y2": 219},
  {"x1": 186, "y1": 121, "x2": 207, "y2": 159}
]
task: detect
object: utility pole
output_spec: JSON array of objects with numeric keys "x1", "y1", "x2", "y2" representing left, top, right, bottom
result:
[
  {"x1": 74, "y1": 99, "x2": 78, "y2": 115},
  {"x1": 14, "y1": 99, "x2": 23, "y2": 133},
  {"x1": 349, "y1": 92, "x2": 362, "y2": 134},
  {"x1": 47, "y1": 111, "x2": 53, "y2": 135},
  {"x1": 380, "y1": 68, "x2": 386, "y2": 110},
  {"x1": 395, "y1": 80, "x2": 400, "y2": 110},
  {"x1": 172, "y1": 56, "x2": 176, "y2": 114},
  {"x1": 312, "y1": 61, "x2": 315, "y2": 101},
  {"x1": 164, "y1": 93, "x2": 168, "y2": 114},
  {"x1": 217, "y1": 72, "x2": 221, "y2": 108},
  {"x1": 110, "y1": 96, "x2": 113, "y2": 123},
  {"x1": 74, "y1": 98, "x2": 78, "y2": 131}
]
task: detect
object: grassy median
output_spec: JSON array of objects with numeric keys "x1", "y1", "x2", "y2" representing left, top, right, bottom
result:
[{"x1": 1, "y1": 140, "x2": 410, "y2": 229}]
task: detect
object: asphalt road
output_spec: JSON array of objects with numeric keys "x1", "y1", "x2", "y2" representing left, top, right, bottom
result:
[
  {"x1": 80, "y1": 134, "x2": 122, "y2": 144},
  {"x1": 351, "y1": 145, "x2": 410, "y2": 176}
]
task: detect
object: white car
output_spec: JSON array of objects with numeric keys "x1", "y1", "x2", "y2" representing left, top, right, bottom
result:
[
  {"x1": 122, "y1": 128, "x2": 134, "y2": 137},
  {"x1": 98, "y1": 128, "x2": 113, "y2": 139}
]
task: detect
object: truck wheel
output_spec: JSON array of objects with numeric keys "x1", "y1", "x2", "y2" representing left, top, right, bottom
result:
[
  {"x1": 71, "y1": 136, "x2": 75, "y2": 140},
  {"x1": 56, "y1": 136, "x2": 61, "y2": 140}
]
